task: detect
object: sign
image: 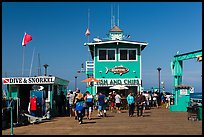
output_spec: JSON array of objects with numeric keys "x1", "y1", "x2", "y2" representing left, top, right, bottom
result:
[
  {"x1": 2, "y1": 76, "x2": 55, "y2": 85},
  {"x1": 96, "y1": 78, "x2": 140, "y2": 86},
  {"x1": 39, "y1": 86, "x2": 44, "y2": 90},
  {"x1": 180, "y1": 89, "x2": 188, "y2": 95},
  {"x1": 190, "y1": 87, "x2": 194, "y2": 93},
  {"x1": 105, "y1": 65, "x2": 129, "y2": 76}
]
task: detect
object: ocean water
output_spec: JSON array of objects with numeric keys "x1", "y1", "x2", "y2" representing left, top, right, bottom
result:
[{"x1": 190, "y1": 92, "x2": 202, "y2": 100}]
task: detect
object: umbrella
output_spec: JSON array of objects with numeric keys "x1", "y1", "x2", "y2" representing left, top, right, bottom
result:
[
  {"x1": 81, "y1": 77, "x2": 100, "y2": 83},
  {"x1": 81, "y1": 77, "x2": 100, "y2": 94},
  {"x1": 109, "y1": 85, "x2": 129, "y2": 90}
]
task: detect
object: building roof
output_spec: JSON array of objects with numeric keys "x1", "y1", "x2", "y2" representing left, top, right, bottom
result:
[
  {"x1": 175, "y1": 84, "x2": 192, "y2": 89},
  {"x1": 109, "y1": 25, "x2": 123, "y2": 32},
  {"x1": 85, "y1": 40, "x2": 148, "y2": 48},
  {"x1": 85, "y1": 40, "x2": 148, "y2": 60}
]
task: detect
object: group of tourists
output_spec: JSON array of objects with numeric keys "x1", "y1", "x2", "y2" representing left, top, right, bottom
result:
[
  {"x1": 65, "y1": 89, "x2": 172, "y2": 124},
  {"x1": 66, "y1": 89, "x2": 94, "y2": 124},
  {"x1": 126, "y1": 90, "x2": 172, "y2": 117}
]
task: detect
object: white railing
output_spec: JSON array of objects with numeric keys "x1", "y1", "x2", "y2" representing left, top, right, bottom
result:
[{"x1": 86, "y1": 61, "x2": 94, "y2": 72}]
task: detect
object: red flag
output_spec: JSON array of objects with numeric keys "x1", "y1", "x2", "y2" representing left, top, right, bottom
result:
[
  {"x1": 85, "y1": 28, "x2": 90, "y2": 36},
  {"x1": 22, "y1": 32, "x2": 32, "y2": 46}
]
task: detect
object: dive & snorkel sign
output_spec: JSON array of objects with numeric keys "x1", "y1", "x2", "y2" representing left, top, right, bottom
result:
[{"x1": 2, "y1": 76, "x2": 55, "y2": 84}]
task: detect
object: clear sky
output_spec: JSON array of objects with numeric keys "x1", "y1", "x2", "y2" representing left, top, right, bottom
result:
[{"x1": 2, "y1": 2, "x2": 202, "y2": 93}]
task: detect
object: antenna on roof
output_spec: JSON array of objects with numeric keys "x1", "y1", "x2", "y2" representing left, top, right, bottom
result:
[
  {"x1": 111, "y1": 3, "x2": 116, "y2": 27},
  {"x1": 38, "y1": 53, "x2": 41, "y2": 76},
  {"x1": 117, "y1": 4, "x2": 119, "y2": 27},
  {"x1": 113, "y1": 3, "x2": 115, "y2": 26},
  {"x1": 111, "y1": 4, "x2": 113, "y2": 28}
]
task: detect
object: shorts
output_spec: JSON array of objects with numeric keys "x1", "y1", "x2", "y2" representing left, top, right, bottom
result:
[
  {"x1": 98, "y1": 104, "x2": 106, "y2": 111},
  {"x1": 116, "y1": 103, "x2": 121, "y2": 108},
  {"x1": 87, "y1": 106, "x2": 93, "y2": 112}
]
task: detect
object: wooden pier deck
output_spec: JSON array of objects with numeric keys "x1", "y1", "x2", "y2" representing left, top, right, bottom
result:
[{"x1": 2, "y1": 106, "x2": 202, "y2": 135}]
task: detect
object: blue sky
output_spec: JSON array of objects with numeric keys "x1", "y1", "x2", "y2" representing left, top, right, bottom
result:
[{"x1": 2, "y1": 2, "x2": 202, "y2": 93}]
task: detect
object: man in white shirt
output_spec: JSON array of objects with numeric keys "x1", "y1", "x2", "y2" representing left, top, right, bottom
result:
[
  {"x1": 165, "y1": 94, "x2": 171, "y2": 109},
  {"x1": 115, "y1": 92, "x2": 122, "y2": 113}
]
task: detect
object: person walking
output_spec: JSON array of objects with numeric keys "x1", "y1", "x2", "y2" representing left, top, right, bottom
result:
[
  {"x1": 136, "y1": 92, "x2": 145, "y2": 117},
  {"x1": 66, "y1": 90, "x2": 74, "y2": 117},
  {"x1": 115, "y1": 92, "x2": 122, "y2": 113},
  {"x1": 152, "y1": 92, "x2": 159, "y2": 108},
  {"x1": 126, "y1": 92, "x2": 135, "y2": 117},
  {"x1": 109, "y1": 91, "x2": 116, "y2": 112},
  {"x1": 97, "y1": 91, "x2": 107, "y2": 117},
  {"x1": 84, "y1": 91, "x2": 94, "y2": 120},
  {"x1": 72, "y1": 88, "x2": 80, "y2": 120},
  {"x1": 74, "y1": 92, "x2": 84, "y2": 124},
  {"x1": 165, "y1": 93, "x2": 171, "y2": 109}
]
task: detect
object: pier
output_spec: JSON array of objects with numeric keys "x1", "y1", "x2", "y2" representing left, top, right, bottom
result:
[{"x1": 2, "y1": 106, "x2": 202, "y2": 135}]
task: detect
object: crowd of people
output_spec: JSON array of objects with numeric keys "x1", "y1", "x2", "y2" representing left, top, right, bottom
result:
[{"x1": 63, "y1": 88, "x2": 172, "y2": 124}]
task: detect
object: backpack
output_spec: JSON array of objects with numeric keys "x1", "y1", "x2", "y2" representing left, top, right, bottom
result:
[{"x1": 76, "y1": 101, "x2": 84, "y2": 111}]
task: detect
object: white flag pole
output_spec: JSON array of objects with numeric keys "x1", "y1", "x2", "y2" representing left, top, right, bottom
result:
[
  {"x1": 22, "y1": 46, "x2": 25, "y2": 76},
  {"x1": 88, "y1": 9, "x2": 90, "y2": 43},
  {"x1": 87, "y1": 9, "x2": 91, "y2": 61},
  {"x1": 29, "y1": 47, "x2": 35, "y2": 77}
]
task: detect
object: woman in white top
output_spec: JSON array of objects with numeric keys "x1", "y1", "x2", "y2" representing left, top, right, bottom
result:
[
  {"x1": 84, "y1": 91, "x2": 94, "y2": 120},
  {"x1": 165, "y1": 94, "x2": 171, "y2": 109}
]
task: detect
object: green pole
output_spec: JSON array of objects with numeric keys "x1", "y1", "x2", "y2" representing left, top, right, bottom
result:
[{"x1": 10, "y1": 106, "x2": 14, "y2": 135}]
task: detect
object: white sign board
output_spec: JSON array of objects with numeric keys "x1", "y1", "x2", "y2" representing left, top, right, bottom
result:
[
  {"x1": 180, "y1": 89, "x2": 187, "y2": 95},
  {"x1": 96, "y1": 78, "x2": 140, "y2": 86},
  {"x1": 2, "y1": 76, "x2": 55, "y2": 85}
]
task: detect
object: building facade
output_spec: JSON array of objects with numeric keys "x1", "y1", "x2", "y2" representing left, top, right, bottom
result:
[{"x1": 84, "y1": 25, "x2": 148, "y2": 96}]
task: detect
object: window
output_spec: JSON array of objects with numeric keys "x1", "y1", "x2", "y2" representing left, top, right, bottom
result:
[
  {"x1": 120, "y1": 50, "x2": 127, "y2": 60},
  {"x1": 98, "y1": 49, "x2": 116, "y2": 61},
  {"x1": 129, "y1": 50, "x2": 136, "y2": 60},
  {"x1": 119, "y1": 48, "x2": 137, "y2": 61},
  {"x1": 108, "y1": 50, "x2": 115, "y2": 60},
  {"x1": 99, "y1": 50, "x2": 106, "y2": 60}
]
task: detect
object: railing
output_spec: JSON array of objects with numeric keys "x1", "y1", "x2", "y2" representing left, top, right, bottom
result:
[{"x1": 86, "y1": 61, "x2": 94, "y2": 73}]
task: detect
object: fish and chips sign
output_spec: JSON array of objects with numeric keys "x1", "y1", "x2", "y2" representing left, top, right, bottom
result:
[
  {"x1": 2, "y1": 76, "x2": 55, "y2": 85},
  {"x1": 96, "y1": 78, "x2": 140, "y2": 86}
]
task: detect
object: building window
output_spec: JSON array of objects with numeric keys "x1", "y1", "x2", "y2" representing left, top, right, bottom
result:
[
  {"x1": 120, "y1": 50, "x2": 128, "y2": 60},
  {"x1": 119, "y1": 48, "x2": 137, "y2": 61},
  {"x1": 98, "y1": 48, "x2": 116, "y2": 61},
  {"x1": 129, "y1": 50, "x2": 136, "y2": 60},
  {"x1": 99, "y1": 50, "x2": 106, "y2": 60},
  {"x1": 108, "y1": 50, "x2": 115, "y2": 60}
]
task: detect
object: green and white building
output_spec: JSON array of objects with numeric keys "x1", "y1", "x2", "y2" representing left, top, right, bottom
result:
[{"x1": 84, "y1": 25, "x2": 148, "y2": 96}]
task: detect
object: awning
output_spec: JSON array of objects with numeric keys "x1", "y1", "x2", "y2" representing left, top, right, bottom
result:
[{"x1": 109, "y1": 85, "x2": 129, "y2": 90}]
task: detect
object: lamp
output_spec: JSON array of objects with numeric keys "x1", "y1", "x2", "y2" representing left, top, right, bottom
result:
[
  {"x1": 157, "y1": 67, "x2": 162, "y2": 106},
  {"x1": 43, "y1": 64, "x2": 49, "y2": 76},
  {"x1": 74, "y1": 76, "x2": 78, "y2": 91}
]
